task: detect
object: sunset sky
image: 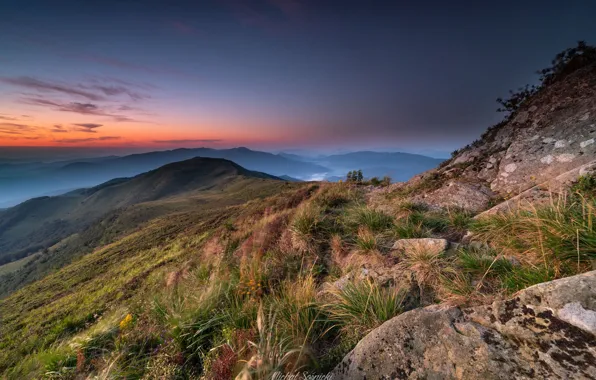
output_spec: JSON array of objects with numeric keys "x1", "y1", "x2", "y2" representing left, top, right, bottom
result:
[{"x1": 1, "y1": 0, "x2": 596, "y2": 153}]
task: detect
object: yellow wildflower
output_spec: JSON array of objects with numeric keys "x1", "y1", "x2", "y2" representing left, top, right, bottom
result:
[{"x1": 119, "y1": 313, "x2": 133, "y2": 330}]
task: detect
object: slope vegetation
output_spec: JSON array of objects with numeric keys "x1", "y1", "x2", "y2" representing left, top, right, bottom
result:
[
  {"x1": 1, "y1": 43, "x2": 596, "y2": 379},
  {"x1": 0, "y1": 158, "x2": 282, "y2": 295}
]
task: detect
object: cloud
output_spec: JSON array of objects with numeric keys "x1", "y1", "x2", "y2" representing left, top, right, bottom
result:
[
  {"x1": 153, "y1": 139, "x2": 222, "y2": 144},
  {"x1": 0, "y1": 115, "x2": 17, "y2": 121},
  {"x1": 84, "y1": 85, "x2": 149, "y2": 101},
  {"x1": 51, "y1": 124, "x2": 68, "y2": 133},
  {"x1": 22, "y1": 97, "x2": 137, "y2": 122},
  {"x1": 55, "y1": 136, "x2": 121, "y2": 143},
  {"x1": 0, "y1": 76, "x2": 105, "y2": 101},
  {"x1": 72, "y1": 123, "x2": 103, "y2": 133},
  {"x1": 0, "y1": 122, "x2": 38, "y2": 135}
]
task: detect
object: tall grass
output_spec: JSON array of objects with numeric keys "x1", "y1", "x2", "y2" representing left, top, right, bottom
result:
[
  {"x1": 344, "y1": 205, "x2": 394, "y2": 233},
  {"x1": 238, "y1": 305, "x2": 306, "y2": 380},
  {"x1": 471, "y1": 195, "x2": 596, "y2": 266},
  {"x1": 326, "y1": 280, "x2": 405, "y2": 335}
]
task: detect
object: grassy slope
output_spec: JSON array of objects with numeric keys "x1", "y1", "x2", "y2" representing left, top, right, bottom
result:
[
  {"x1": 0, "y1": 175, "x2": 295, "y2": 297},
  {"x1": 0, "y1": 157, "x2": 277, "y2": 265},
  {"x1": 1, "y1": 177, "x2": 594, "y2": 379},
  {"x1": 0, "y1": 179, "x2": 309, "y2": 376}
]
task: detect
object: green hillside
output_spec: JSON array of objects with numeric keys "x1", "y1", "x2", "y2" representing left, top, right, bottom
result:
[
  {"x1": 0, "y1": 158, "x2": 275, "y2": 280},
  {"x1": 1, "y1": 173, "x2": 594, "y2": 378}
]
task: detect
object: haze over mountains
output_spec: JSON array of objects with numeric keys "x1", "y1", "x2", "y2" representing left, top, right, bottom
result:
[{"x1": 0, "y1": 147, "x2": 443, "y2": 207}]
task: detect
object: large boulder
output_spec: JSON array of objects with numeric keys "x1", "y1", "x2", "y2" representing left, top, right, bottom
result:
[{"x1": 332, "y1": 270, "x2": 596, "y2": 379}]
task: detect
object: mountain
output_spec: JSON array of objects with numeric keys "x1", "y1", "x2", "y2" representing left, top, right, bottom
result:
[
  {"x1": 0, "y1": 158, "x2": 280, "y2": 268},
  {"x1": 397, "y1": 47, "x2": 596, "y2": 212},
  {"x1": 0, "y1": 147, "x2": 444, "y2": 208},
  {"x1": 0, "y1": 147, "x2": 327, "y2": 207},
  {"x1": 2, "y1": 44, "x2": 596, "y2": 379}
]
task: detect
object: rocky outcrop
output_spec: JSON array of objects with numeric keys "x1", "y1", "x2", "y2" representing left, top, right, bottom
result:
[
  {"x1": 332, "y1": 270, "x2": 596, "y2": 379},
  {"x1": 409, "y1": 63, "x2": 596, "y2": 212},
  {"x1": 477, "y1": 159, "x2": 596, "y2": 216}
]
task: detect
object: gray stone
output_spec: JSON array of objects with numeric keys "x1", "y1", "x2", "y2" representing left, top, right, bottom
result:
[{"x1": 332, "y1": 270, "x2": 596, "y2": 380}]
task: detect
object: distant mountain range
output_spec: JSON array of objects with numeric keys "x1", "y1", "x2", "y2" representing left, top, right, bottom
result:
[
  {"x1": 0, "y1": 147, "x2": 444, "y2": 207},
  {"x1": 0, "y1": 157, "x2": 280, "y2": 269}
]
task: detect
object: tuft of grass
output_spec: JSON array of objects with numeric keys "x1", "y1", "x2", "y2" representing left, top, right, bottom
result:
[
  {"x1": 354, "y1": 227, "x2": 379, "y2": 254},
  {"x1": 313, "y1": 184, "x2": 358, "y2": 209},
  {"x1": 326, "y1": 280, "x2": 405, "y2": 336},
  {"x1": 471, "y1": 195, "x2": 596, "y2": 266},
  {"x1": 457, "y1": 247, "x2": 513, "y2": 278},
  {"x1": 399, "y1": 245, "x2": 449, "y2": 294},
  {"x1": 502, "y1": 265, "x2": 556, "y2": 292},
  {"x1": 271, "y1": 274, "x2": 325, "y2": 347},
  {"x1": 238, "y1": 305, "x2": 306, "y2": 380},
  {"x1": 344, "y1": 205, "x2": 394, "y2": 233},
  {"x1": 290, "y1": 204, "x2": 323, "y2": 252},
  {"x1": 571, "y1": 174, "x2": 596, "y2": 197}
]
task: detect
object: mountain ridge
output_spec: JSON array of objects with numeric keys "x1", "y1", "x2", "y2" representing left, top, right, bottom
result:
[{"x1": 0, "y1": 157, "x2": 282, "y2": 267}]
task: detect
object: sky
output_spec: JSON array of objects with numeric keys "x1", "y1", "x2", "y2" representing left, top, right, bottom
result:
[{"x1": 1, "y1": 0, "x2": 596, "y2": 155}]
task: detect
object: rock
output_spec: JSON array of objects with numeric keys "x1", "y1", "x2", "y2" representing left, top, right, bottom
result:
[
  {"x1": 478, "y1": 159, "x2": 596, "y2": 216},
  {"x1": 513, "y1": 110, "x2": 530, "y2": 124},
  {"x1": 392, "y1": 238, "x2": 449, "y2": 256},
  {"x1": 332, "y1": 270, "x2": 596, "y2": 379},
  {"x1": 414, "y1": 64, "x2": 596, "y2": 206},
  {"x1": 414, "y1": 181, "x2": 496, "y2": 212}
]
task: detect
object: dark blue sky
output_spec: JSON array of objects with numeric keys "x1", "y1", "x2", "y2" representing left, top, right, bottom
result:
[{"x1": 1, "y1": 0, "x2": 595, "y2": 155}]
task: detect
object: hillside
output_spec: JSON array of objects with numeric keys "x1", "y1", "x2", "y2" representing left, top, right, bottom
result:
[
  {"x1": 394, "y1": 44, "x2": 596, "y2": 212},
  {"x1": 0, "y1": 158, "x2": 283, "y2": 293},
  {"x1": 0, "y1": 147, "x2": 327, "y2": 207},
  {"x1": 1, "y1": 44, "x2": 596, "y2": 379}
]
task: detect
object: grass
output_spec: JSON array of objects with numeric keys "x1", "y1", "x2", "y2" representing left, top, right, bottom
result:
[
  {"x1": 471, "y1": 194, "x2": 596, "y2": 266},
  {"x1": 344, "y1": 205, "x2": 394, "y2": 233},
  {"x1": 3, "y1": 179, "x2": 596, "y2": 378},
  {"x1": 398, "y1": 244, "x2": 449, "y2": 294},
  {"x1": 325, "y1": 280, "x2": 406, "y2": 336},
  {"x1": 354, "y1": 227, "x2": 379, "y2": 254}
]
